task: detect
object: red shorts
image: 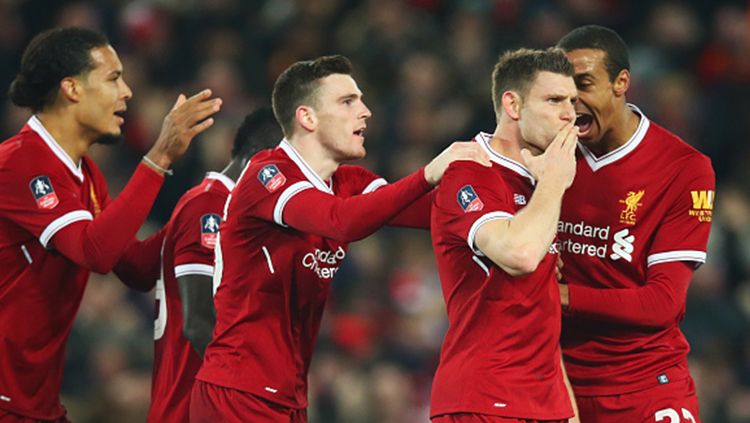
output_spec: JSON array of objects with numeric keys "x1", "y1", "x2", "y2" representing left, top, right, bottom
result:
[
  {"x1": 576, "y1": 377, "x2": 700, "y2": 423},
  {"x1": 432, "y1": 414, "x2": 567, "y2": 423},
  {"x1": 190, "y1": 380, "x2": 307, "y2": 423},
  {"x1": 0, "y1": 408, "x2": 70, "y2": 423}
]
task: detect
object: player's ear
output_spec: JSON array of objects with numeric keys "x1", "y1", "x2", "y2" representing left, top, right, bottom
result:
[
  {"x1": 501, "y1": 91, "x2": 521, "y2": 120},
  {"x1": 59, "y1": 76, "x2": 83, "y2": 103},
  {"x1": 296, "y1": 105, "x2": 317, "y2": 133},
  {"x1": 612, "y1": 69, "x2": 630, "y2": 97}
]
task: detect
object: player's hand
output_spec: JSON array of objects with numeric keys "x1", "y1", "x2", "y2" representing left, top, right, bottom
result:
[
  {"x1": 424, "y1": 141, "x2": 491, "y2": 185},
  {"x1": 146, "y1": 89, "x2": 223, "y2": 169},
  {"x1": 521, "y1": 123, "x2": 578, "y2": 189},
  {"x1": 556, "y1": 256, "x2": 564, "y2": 281},
  {"x1": 558, "y1": 283, "x2": 570, "y2": 310}
]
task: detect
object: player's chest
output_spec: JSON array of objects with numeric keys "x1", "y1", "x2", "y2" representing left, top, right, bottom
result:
[
  {"x1": 559, "y1": 169, "x2": 669, "y2": 263},
  {"x1": 293, "y1": 235, "x2": 348, "y2": 289}
]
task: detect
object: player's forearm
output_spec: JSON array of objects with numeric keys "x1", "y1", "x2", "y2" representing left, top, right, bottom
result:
[
  {"x1": 566, "y1": 261, "x2": 693, "y2": 328},
  {"x1": 51, "y1": 163, "x2": 164, "y2": 273},
  {"x1": 112, "y1": 227, "x2": 166, "y2": 291},
  {"x1": 481, "y1": 179, "x2": 565, "y2": 275},
  {"x1": 285, "y1": 168, "x2": 432, "y2": 242},
  {"x1": 178, "y1": 274, "x2": 216, "y2": 357},
  {"x1": 388, "y1": 189, "x2": 434, "y2": 229}
]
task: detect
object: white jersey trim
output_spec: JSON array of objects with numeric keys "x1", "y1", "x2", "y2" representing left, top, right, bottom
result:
[
  {"x1": 647, "y1": 250, "x2": 707, "y2": 267},
  {"x1": 467, "y1": 211, "x2": 514, "y2": 256},
  {"x1": 362, "y1": 178, "x2": 388, "y2": 194},
  {"x1": 174, "y1": 263, "x2": 214, "y2": 278},
  {"x1": 475, "y1": 132, "x2": 536, "y2": 186},
  {"x1": 28, "y1": 116, "x2": 84, "y2": 182},
  {"x1": 205, "y1": 172, "x2": 235, "y2": 192},
  {"x1": 578, "y1": 104, "x2": 650, "y2": 172},
  {"x1": 39, "y1": 210, "x2": 93, "y2": 247},
  {"x1": 273, "y1": 181, "x2": 314, "y2": 227},
  {"x1": 279, "y1": 139, "x2": 333, "y2": 193}
]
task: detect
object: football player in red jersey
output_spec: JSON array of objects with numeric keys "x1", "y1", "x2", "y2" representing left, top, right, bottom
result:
[
  {"x1": 146, "y1": 108, "x2": 282, "y2": 423},
  {"x1": 0, "y1": 27, "x2": 220, "y2": 423},
  {"x1": 189, "y1": 55, "x2": 490, "y2": 423},
  {"x1": 430, "y1": 48, "x2": 579, "y2": 423},
  {"x1": 556, "y1": 25, "x2": 715, "y2": 423}
]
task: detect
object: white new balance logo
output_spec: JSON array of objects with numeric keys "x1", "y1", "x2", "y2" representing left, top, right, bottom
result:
[{"x1": 610, "y1": 229, "x2": 635, "y2": 262}]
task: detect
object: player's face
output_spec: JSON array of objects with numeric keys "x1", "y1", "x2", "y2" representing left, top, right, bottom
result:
[
  {"x1": 76, "y1": 45, "x2": 132, "y2": 142},
  {"x1": 517, "y1": 71, "x2": 577, "y2": 153},
  {"x1": 565, "y1": 48, "x2": 618, "y2": 147},
  {"x1": 312, "y1": 74, "x2": 372, "y2": 161}
]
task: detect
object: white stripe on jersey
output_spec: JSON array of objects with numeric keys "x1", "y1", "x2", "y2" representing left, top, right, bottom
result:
[
  {"x1": 472, "y1": 255, "x2": 490, "y2": 276},
  {"x1": 362, "y1": 178, "x2": 388, "y2": 194},
  {"x1": 174, "y1": 263, "x2": 214, "y2": 278},
  {"x1": 262, "y1": 246, "x2": 275, "y2": 274},
  {"x1": 39, "y1": 210, "x2": 93, "y2": 247},
  {"x1": 273, "y1": 181, "x2": 314, "y2": 227},
  {"x1": 647, "y1": 250, "x2": 707, "y2": 267},
  {"x1": 467, "y1": 211, "x2": 514, "y2": 256}
]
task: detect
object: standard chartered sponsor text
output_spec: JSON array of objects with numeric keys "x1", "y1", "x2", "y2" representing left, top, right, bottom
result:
[
  {"x1": 558, "y1": 220, "x2": 611, "y2": 258},
  {"x1": 302, "y1": 247, "x2": 346, "y2": 279}
]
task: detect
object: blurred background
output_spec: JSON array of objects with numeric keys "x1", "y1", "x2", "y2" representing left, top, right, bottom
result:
[{"x1": 1, "y1": 0, "x2": 750, "y2": 421}]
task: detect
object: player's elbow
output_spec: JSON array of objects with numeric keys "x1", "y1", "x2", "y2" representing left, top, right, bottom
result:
[
  {"x1": 488, "y1": 245, "x2": 541, "y2": 276},
  {"x1": 87, "y1": 259, "x2": 115, "y2": 275},
  {"x1": 641, "y1": 306, "x2": 682, "y2": 329}
]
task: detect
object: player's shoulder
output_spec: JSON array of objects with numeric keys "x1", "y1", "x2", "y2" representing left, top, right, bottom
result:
[
  {"x1": 0, "y1": 128, "x2": 67, "y2": 188},
  {"x1": 0, "y1": 126, "x2": 51, "y2": 170},
  {"x1": 647, "y1": 121, "x2": 713, "y2": 173},
  {"x1": 333, "y1": 164, "x2": 385, "y2": 194},
  {"x1": 234, "y1": 146, "x2": 305, "y2": 198}
]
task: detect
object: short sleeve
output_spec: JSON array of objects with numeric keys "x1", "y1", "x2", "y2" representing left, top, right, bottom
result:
[
  {"x1": 0, "y1": 164, "x2": 93, "y2": 248},
  {"x1": 433, "y1": 162, "x2": 515, "y2": 256},
  {"x1": 172, "y1": 192, "x2": 226, "y2": 278},
  {"x1": 648, "y1": 155, "x2": 715, "y2": 267}
]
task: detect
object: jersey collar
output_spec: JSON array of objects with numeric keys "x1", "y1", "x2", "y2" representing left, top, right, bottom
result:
[
  {"x1": 28, "y1": 115, "x2": 84, "y2": 182},
  {"x1": 475, "y1": 132, "x2": 536, "y2": 186},
  {"x1": 205, "y1": 171, "x2": 235, "y2": 192},
  {"x1": 577, "y1": 104, "x2": 650, "y2": 172},
  {"x1": 279, "y1": 139, "x2": 334, "y2": 193}
]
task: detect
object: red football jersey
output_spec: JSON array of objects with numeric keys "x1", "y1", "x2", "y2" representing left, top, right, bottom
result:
[
  {"x1": 559, "y1": 106, "x2": 715, "y2": 395},
  {"x1": 196, "y1": 140, "x2": 388, "y2": 409},
  {"x1": 147, "y1": 172, "x2": 234, "y2": 423},
  {"x1": 0, "y1": 117, "x2": 111, "y2": 419},
  {"x1": 429, "y1": 133, "x2": 572, "y2": 420}
]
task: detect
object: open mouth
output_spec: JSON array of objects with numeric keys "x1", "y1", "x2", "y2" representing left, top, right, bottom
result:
[
  {"x1": 575, "y1": 113, "x2": 593, "y2": 136},
  {"x1": 114, "y1": 110, "x2": 126, "y2": 125},
  {"x1": 353, "y1": 128, "x2": 365, "y2": 138}
]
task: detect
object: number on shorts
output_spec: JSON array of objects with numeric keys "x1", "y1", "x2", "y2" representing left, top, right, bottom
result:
[{"x1": 655, "y1": 408, "x2": 697, "y2": 423}]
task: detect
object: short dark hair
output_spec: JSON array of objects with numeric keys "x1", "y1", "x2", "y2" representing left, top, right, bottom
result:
[
  {"x1": 491, "y1": 47, "x2": 574, "y2": 116},
  {"x1": 9, "y1": 27, "x2": 109, "y2": 113},
  {"x1": 232, "y1": 107, "x2": 282, "y2": 160},
  {"x1": 271, "y1": 55, "x2": 353, "y2": 137},
  {"x1": 557, "y1": 25, "x2": 630, "y2": 81}
]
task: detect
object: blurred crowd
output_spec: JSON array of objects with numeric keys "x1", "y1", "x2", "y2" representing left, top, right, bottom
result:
[{"x1": 1, "y1": 0, "x2": 750, "y2": 422}]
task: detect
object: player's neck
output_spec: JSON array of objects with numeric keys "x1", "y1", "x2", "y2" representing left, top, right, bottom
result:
[
  {"x1": 36, "y1": 111, "x2": 91, "y2": 165},
  {"x1": 286, "y1": 136, "x2": 339, "y2": 181},
  {"x1": 489, "y1": 123, "x2": 527, "y2": 164},
  {"x1": 596, "y1": 106, "x2": 641, "y2": 156}
]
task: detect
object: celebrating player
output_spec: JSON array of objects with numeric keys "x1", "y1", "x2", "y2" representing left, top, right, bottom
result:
[
  {"x1": 189, "y1": 54, "x2": 490, "y2": 423},
  {"x1": 0, "y1": 27, "x2": 220, "y2": 422},
  {"x1": 429, "y1": 47, "x2": 578, "y2": 423},
  {"x1": 556, "y1": 25, "x2": 715, "y2": 422},
  {"x1": 146, "y1": 108, "x2": 282, "y2": 423}
]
